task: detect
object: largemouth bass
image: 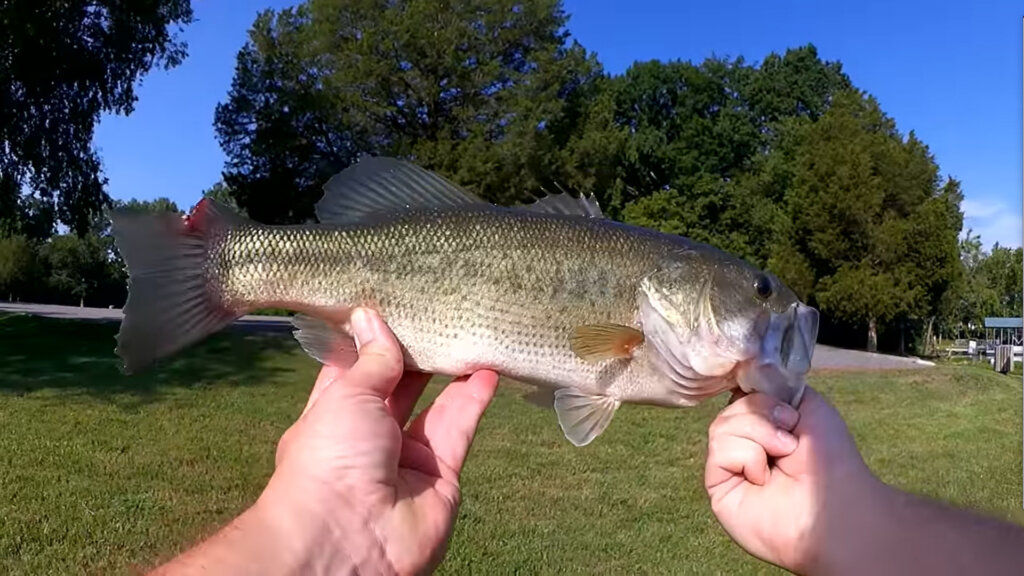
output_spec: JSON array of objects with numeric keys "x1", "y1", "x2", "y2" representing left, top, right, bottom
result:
[{"x1": 110, "y1": 157, "x2": 818, "y2": 446}]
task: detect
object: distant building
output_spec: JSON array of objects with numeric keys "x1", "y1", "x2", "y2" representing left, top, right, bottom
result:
[{"x1": 983, "y1": 317, "x2": 1023, "y2": 346}]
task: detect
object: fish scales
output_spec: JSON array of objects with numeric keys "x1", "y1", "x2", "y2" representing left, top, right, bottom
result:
[{"x1": 208, "y1": 207, "x2": 688, "y2": 396}]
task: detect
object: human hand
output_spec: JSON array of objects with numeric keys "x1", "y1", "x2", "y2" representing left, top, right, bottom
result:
[
  {"x1": 704, "y1": 386, "x2": 883, "y2": 574},
  {"x1": 259, "y1": 308, "x2": 500, "y2": 575}
]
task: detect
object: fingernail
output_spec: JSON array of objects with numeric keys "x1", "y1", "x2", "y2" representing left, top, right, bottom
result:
[
  {"x1": 776, "y1": 429, "x2": 798, "y2": 450},
  {"x1": 351, "y1": 308, "x2": 377, "y2": 350},
  {"x1": 772, "y1": 404, "x2": 798, "y2": 429}
]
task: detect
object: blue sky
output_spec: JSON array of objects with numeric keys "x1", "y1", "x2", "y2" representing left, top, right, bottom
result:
[{"x1": 94, "y1": 0, "x2": 1023, "y2": 249}]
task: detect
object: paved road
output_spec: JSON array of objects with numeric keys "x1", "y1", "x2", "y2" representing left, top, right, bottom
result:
[
  {"x1": 0, "y1": 302, "x2": 294, "y2": 333},
  {"x1": 2, "y1": 302, "x2": 933, "y2": 371}
]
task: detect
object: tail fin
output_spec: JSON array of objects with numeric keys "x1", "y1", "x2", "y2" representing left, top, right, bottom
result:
[{"x1": 110, "y1": 199, "x2": 250, "y2": 374}]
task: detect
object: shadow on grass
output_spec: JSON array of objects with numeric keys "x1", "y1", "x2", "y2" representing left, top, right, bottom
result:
[{"x1": 0, "y1": 313, "x2": 302, "y2": 406}]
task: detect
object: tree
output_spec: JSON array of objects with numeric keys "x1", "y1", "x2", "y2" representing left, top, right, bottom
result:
[
  {"x1": 42, "y1": 234, "x2": 111, "y2": 307},
  {"x1": 202, "y1": 181, "x2": 247, "y2": 217},
  {"x1": 0, "y1": 234, "x2": 38, "y2": 301},
  {"x1": 976, "y1": 243, "x2": 1023, "y2": 318},
  {"x1": 611, "y1": 46, "x2": 850, "y2": 266},
  {"x1": 115, "y1": 197, "x2": 182, "y2": 215},
  {"x1": 214, "y1": 0, "x2": 601, "y2": 223},
  {"x1": 0, "y1": 0, "x2": 194, "y2": 235},
  {"x1": 776, "y1": 89, "x2": 963, "y2": 352}
]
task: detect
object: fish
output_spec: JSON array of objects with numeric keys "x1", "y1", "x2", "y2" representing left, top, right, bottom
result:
[{"x1": 109, "y1": 156, "x2": 819, "y2": 447}]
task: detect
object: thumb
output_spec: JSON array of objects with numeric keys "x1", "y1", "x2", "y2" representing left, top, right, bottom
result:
[{"x1": 326, "y1": 307, "x2": 406, "y2": 401}]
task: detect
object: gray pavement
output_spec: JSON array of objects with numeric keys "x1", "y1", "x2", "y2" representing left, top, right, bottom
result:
[
  {"x1": 2, "y1": 302, "x2": 933, "y2": 372},
  {"x1": 0, "y1": 301, "x2": 294, "y2": 333}
]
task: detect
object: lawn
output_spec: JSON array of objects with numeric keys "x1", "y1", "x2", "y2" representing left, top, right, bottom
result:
[{"x1": 1, "y1": 313, "x2": 1022, "y2": 574}]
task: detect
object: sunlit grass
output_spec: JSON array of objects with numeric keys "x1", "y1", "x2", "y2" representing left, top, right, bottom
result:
[{"x1": 1, "y1": 314, "x2": 1021, "y2": 574}]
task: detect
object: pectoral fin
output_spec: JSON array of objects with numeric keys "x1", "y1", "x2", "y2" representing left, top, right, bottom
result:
[
  {"x1": 553, "y1": 388, "x2": 621, "y2": 447},
  {"x1": 570, "y1": 324, "x2": 644, "y2": 363},
  {"x1": 291, "y1": 314, "x2": 359, "y2": 368}
]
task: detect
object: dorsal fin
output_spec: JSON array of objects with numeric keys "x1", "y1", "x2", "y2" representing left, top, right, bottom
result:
[
  {"x1": 516, "y1": 192, "x2": 604, "y2": 219},
  {"x1": 315, "y1": 157, "x2": 486, "y2": 225}
]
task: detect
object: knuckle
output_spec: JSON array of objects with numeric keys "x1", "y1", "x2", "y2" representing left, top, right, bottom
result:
[
  {"x1": 275, "y1": 427, "x2": 294, "y2": 466},
  {"x1": 364, "y1": 346, "x2": 404, "y2": 378},
  {"x1": 706, "y1": 435, "x2": 725, "y2": 459},
  {"x1": 707, "y1": 417, "x2": 726, "y2": 440}
]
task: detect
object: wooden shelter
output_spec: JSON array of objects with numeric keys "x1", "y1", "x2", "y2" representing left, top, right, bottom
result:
[{"x1": 983, "y1": 317, "x2": 1023, "y2": 346}]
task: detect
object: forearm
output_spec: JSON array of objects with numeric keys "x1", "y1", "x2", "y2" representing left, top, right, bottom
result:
[
  {"x1": 148, "y1": 479, "x2": 383, "y2": 576},
  {"x1": 815, "y1": 479, "x2": 1024, "y2": 576}
]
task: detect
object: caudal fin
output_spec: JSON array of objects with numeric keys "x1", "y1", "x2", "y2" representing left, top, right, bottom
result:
[{"x1": 110, "y1": 199, "x2": 249, "y2": 374}]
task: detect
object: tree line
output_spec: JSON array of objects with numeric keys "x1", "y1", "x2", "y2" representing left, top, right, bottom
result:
[{"x1": 0, "y1": 0, "x2": 1020, "y2": 354}]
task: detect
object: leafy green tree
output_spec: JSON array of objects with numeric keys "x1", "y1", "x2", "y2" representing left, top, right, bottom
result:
[
  {"x1": 613, "y1": 46, "x2": 850, "y2": 266},
  {"x1": 42, "y1": 234, "x2": 111, "y2": 307},
  {"x1": 777, "y1": 89, "x2": 962, "y2": 352},
  {"x1": 0, "y1": 234, "x2": 39, "y2": 301},
  {"x1": 202, "y1": 181, "x2": 247, "y2": 217},
  {"x1": 977, "y1": 244, "x2": 1023, "y2": 318},
  {"x1": 946, "y1": 230, "x2": 998, "y2": 337},
  {"x1": 215, "y1": 0, "x2": 601, "y2": 222},
  {"x1": 115, "y1": 197, "x2": 182, "y2": 215},
  {"x1": 1, "y1": 0, "x2": 194, "y2": 235}
]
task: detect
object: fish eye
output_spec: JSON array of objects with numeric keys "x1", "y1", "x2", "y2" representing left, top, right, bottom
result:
[{"x1": 754, "y1": 274, "x2": 773, "y2": 300}]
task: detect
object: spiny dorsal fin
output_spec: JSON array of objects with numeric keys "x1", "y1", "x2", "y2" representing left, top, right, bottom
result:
[
  {"x1": 516, "y1": 192, "x2": 604, "y2": 219},
  {"x1": 570, "y1": 323, "x2": 644, "y2": 363},
  {"x1": 315, "y1": 157, "x2": 486, "y2": 225}
]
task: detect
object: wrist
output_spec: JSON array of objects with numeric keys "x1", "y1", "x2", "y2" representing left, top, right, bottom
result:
[
  {"x1": 801, "y1": 473, "x2": 895, "y2": 576},
  {"x1": 149, "y1": 479, "x2": 360, "y2": 576},
  {"x1": 252, "y1": 472, "x2": 392, "y2": 576}
]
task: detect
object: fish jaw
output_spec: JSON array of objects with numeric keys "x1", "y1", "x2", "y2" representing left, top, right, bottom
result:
[{"x1": 735, "y1": 302, "x2": 819, "y2": 406}]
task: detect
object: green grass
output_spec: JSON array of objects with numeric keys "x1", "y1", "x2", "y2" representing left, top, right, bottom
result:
[{"x1": 0, "y1": 313, "x2": 1022, "y2": 574}]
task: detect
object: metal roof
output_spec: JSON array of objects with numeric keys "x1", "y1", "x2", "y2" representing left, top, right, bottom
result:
[{"x1": 984, "y1": 317, "x2": 1023, "y2": 329}]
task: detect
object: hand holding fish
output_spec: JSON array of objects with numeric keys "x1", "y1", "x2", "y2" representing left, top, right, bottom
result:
[
  {"x1": 705, "y1": 388, "x2": 1024, "y2": 575},
  {"x1": 151, "y1": 308, "x2": 499, "y2": 576},
  {"x1": 704, "y1": 387, "x2": 877, "y2": 574}
]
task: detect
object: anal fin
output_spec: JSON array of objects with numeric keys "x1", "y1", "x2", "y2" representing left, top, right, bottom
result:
[
  {"x1": 553, "y1": 388, "x2": 621, "y2": 447},
  {"x1": 291, "y1": 314, "x2": 358, "y2": 368}
]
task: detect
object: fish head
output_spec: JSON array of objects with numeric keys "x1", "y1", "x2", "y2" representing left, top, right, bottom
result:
[{"x1": 639, "y1": 247, "x2": 819, "y2": 406}]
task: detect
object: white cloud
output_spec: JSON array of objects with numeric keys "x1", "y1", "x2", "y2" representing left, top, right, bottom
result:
[
  {"x1": 961, "y1": 198, "x2": 1022, "y2": 250},
  {"x1": 961, "y1": 197, "x2": 1002, "y2": 220}
]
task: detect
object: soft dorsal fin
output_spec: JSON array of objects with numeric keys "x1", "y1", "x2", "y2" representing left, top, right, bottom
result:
[
  {"x1": 315, "y1": 157, "x2": 486, "y2": 225},
  {"x1": 516, "y1": 192, "x2": 604, "y2": 219}
]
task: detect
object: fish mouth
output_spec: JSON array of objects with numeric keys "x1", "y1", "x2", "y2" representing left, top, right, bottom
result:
[
  {"x1": 736, "y1": 302, "x2": 820, "y2": 406},
  {"x1": 782, "y1": 302, "x2": 819, "y2": 376}
]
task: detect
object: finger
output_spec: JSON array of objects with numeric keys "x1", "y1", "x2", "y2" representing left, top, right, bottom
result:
[
  {"x1": 718, "y1": 391, "x2": 800, "y2": 431},
  {"x1": 709, "y1": 411, "x2": 799, "y2": 459},
  {"x1": 705, "y1": 435, "x2": 770, "y2": 488},
  {"x1": 332, "y1": 308, "x2": 406, "y2": 400},
  {"x1": 302, "y1": 364, "x2": 345, "y2": 416},
  {"x1": 385, "y1": 371, "x2": 432, "y2": 427},
  {"x1": 406, "y1": 370, "x2": 499, "y2": 475}
]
